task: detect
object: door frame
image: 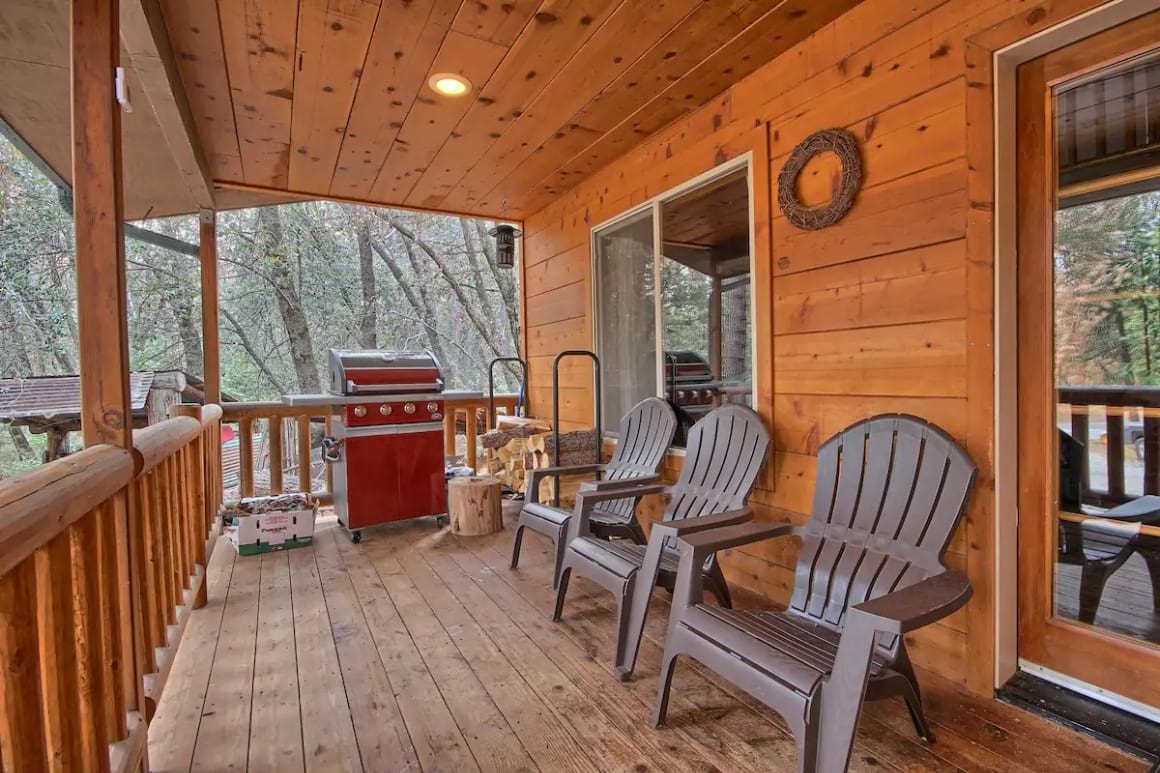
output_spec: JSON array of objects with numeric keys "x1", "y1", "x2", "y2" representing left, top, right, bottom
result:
[{"x1": 982, "y1": 0, "x2": 1160, "y2": 711}]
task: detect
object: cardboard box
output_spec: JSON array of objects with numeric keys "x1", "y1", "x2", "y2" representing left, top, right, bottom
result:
[{"x1": 225, "y1": 507, "x2": 316, "y2": 556}]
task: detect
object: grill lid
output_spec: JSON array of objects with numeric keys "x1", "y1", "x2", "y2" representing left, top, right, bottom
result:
[{"x1": 328, "y1": 349, "x2": 444, "y2": 395}]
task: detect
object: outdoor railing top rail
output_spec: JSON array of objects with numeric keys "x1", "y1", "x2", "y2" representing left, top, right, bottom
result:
[{"x1": 1057, "y1": 384, "x2": 1160, "y2": 408}]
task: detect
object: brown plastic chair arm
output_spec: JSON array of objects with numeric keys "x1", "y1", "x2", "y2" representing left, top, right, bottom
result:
[
  {"x1": 621, "y1": 509, "x2": 759, "y2": 677},
  {"x1": 669, "y1": 521, "x2": 797, "y2": 613},
  {"x1": 651, "y1": 507, "x2": 755, "y2": 538},
  {"x1": 848, "y1": 569, "x2": 972, "y2": 635},
  {"x1": 526, "y1": 463, "x2": 605, "y2": 504},
  {"x1": 568, "y1": 482, "x2": 670, "y2": 540},
  {"x1": 675, "y1": 520, "x2": 797, "y2": 552},
  {"x1": 579, "y1": 472, "x2": 663, "y2": 492},
  {"x1": 818, "y1": 570, "x2": 972, "y2": 773}
]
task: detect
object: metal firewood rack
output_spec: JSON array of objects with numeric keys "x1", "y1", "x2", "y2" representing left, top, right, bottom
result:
[{"x1": 551, "y1": 350, "x2": 602, "y2": 507}]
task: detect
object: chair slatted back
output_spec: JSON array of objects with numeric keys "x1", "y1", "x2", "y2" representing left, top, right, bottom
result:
[
  {"x1": 663, "y1": 404, "x2": 770, "y2": 526},
  {"x1": 789, "y1": 415, "x2": 977, "y2": 638},
  {"x1": 599, "y1": 397, "x2": 677, "y2": 517}
]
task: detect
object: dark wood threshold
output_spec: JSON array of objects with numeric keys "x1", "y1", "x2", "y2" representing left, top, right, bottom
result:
[{"x1": 997, "y1": 672, "x2": 1160, "y2": 768}]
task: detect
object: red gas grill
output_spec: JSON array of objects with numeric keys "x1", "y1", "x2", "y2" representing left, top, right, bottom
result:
[{"x1": 291, "y1": 349, "x2": 451, "y2": 542}]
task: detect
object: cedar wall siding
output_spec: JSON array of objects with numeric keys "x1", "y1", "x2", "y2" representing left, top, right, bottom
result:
[{"x1": 520, "y1": 0, "x2": 1094, "y2": 692}]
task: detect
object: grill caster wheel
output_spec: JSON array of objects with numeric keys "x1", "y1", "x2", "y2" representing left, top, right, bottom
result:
[
  {"x1": 436, "y1": 515, "x2": 448, "y2": 529},
  {"x1": 350, "y1": 530, "x2": 363, "y2": 544}
]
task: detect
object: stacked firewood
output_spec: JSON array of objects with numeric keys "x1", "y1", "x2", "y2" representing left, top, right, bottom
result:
[{"x1": 483, "y1": 421, "x2": 598, "y2": 504}]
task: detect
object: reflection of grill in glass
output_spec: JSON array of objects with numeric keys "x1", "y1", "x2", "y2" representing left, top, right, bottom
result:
[{"x1": 722, "y1": 275, "x2": 751, "y2": 386}]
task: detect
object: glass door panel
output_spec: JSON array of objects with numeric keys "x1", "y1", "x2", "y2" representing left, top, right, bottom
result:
[{"x1": 1051, "y1": 50, "x2": 1160, "y2": 649}]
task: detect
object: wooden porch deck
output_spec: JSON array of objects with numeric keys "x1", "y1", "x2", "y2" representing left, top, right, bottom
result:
[{"x1": 148, "y1": 507, "x2": 1150, "y2": 773}]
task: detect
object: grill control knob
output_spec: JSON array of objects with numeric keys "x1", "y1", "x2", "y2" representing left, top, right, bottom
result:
[
  {"x1": 403, "y1": 402, "x2": 417, "y2": 415},
  {"x1": 379, "y1": 404, "x2": 392, "y2": 416},
  {"x1": 353, "y1": 405, "x2": 367, "y2": 417},
  {"x1": 426, "y1": 402, "x2": 438, "y2": 413}
]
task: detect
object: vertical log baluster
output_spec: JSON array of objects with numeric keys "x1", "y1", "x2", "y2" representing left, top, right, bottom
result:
[
  {"x1": 35, "y1": 535, "x2": 85, "y2": 770},
  {"x1": 324, "y1": 414, "x2": 334, "y2": 493},
  {"x1": 70, "y1": 518, "x2": 110, "y2": 767},
  {"x1": 0, "y1": 560, "x2": 48, "y2": 771},
  {"x1": 269, "y1": 416, "x2": 284, "y2": 494},
  {"x1": 239, "y1": 418, "x2": 254, "y2": 499},
  {"x1": 1106, "y1": 409, "x2": 1125, "y2": 501},
  {"x1": 298, "y1": 416, "x2": 312, "y2": 494},
  {"x1": 95, "y1": 500, "x2": 127, "y2": 741},
  {"x1": 1144, "y1": 412, "x2": 1160, "y2": 495},
  {"x1": 153, "y1": 462, "x2": 176, "y2": 627},
  {"x1": 1070, "y1": 404, "x2": 1090, "y2": 492},
  {"x1": 133, "y1": 477, "x2": 160, "y2": 674},
  {"x1": 466, "y1": 407, "x2": 479, "y2": 472},
  {"x1": 444, "y1": 408, "x2": 458, "y2": 458}
]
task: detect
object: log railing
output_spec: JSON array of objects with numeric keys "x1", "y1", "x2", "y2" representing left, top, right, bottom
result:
[
  {"x1": 0, "y1": 403, "x2": 222, "y2": 772},
  {"x1": 1058, "y1": 385, "x2": 1160, "y2": 507},
  {"x1": 219, "y1": 402, "x2": 332, "y2": 503},
  {"x1": 444, "y1": 394, "x2": 521, "y2": 471}
]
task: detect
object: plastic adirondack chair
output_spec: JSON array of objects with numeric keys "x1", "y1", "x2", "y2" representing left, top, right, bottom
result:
[
  {"x1": 510, "y1": 397, "x2": 677, "y2": 588},
  {"x1": 651, "y1": 414, "x2": 977, "y2": 773},
  {"x1": 1057, "y1": 430, "x2": 1160, "y2": 624},
  {"x1": 553, "y1": 404, "x2": 770, "y2": 680}
]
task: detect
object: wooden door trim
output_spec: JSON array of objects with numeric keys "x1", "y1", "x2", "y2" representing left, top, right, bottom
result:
[
  {"x1": 1014, "y1": 10, "x2": 1160, "y2": 709},
  {"x1": 964, "y1": 0, "x2": 1160, "y2": 693}
]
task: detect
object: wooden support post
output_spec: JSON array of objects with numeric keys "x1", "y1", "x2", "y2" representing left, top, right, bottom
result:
[
  {"x1": 71, "y1": 0, "x2": 142, "y2": 758},
  {"x1": 199, "y1": 210, "x2": 221, "y2": 405}
]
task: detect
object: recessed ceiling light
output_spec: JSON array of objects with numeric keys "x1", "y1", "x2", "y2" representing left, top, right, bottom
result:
[{"x1": 429, "y1": 73, "x2": 471, "y2": 97}]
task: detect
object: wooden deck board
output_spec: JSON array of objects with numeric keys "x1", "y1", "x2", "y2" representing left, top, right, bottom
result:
[
  {"x1": 150, "y1": 511, "x2": 1151, "y2": 773},
  {"x1": 248, "y1": 552, "x2": 304, "y2": 772}
]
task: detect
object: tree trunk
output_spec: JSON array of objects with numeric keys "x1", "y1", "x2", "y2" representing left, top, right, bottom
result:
[
  {"x1": 258, "y1": 207, "x2": 321, "y2": 394},
  {"x1": 172, "y1": 293, "x2": 205, "y2": 377},
  {"x1": 385, "y1": 216, "x2": 517, "y2": 381},
  {"x1": 370, "y1": 237, "x2": 449, "y2": 366},
  {"x1": 7, "y1": 425, "x2": 34, "y2": 459},
  {"x1": 475, "y1": 220, "x2": 521, "y2": 357},
  {"x1": 459, "y1": 218, "x2": 496, "y2": 316},
  {"x1": 356, "y1": 223, "x2": 377, "y2": 349}
]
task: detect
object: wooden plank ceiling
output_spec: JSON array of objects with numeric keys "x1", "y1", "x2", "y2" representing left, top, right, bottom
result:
[
  {"x1": 0, "y1": 0, "x2": 193, "y2": 219},
  {"x1": 162, "y1": 0, "x2": 860, "y2": 219},
  {"x1": 0, "y1": 0, "x2": 294, "y2": 219}
]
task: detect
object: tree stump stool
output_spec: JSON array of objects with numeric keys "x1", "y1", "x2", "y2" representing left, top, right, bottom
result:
[{"x1": 448, "y1": 476, "x2": 503, "y2": 536}]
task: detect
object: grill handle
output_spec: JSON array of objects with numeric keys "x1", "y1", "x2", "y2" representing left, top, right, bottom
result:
[{"x1": 322, "y1": 436, "x2": 343, "y2": 463}]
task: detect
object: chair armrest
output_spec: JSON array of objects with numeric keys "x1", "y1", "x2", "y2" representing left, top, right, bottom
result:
[
  {"x1": 652, "y1": 508, "x2": 755, "y2": 540},
  {"x1": 676, "y1": 520, "x2": 797, "y2": 552},
  {"x1": 667, "y1": 520, "x2": 797, "y2": 612},
  {"x1": 526, "y1": 463, "x2": 605, "y2": 504},
  {"x1": 573, "y1": 483, "x2": 668, "y2": 506},
  {"x1": 817, "y1": 569, "x2": 973, "y2": 772},
  {"x1": 579, "y1": 472, "x2": 662, "y2": 492},
  {"x1": 567, "y1": 483, "x2": 670, "y2": 540},
  {"x1": 849, "y1": 570, "x2": 972, "y2": 635}
]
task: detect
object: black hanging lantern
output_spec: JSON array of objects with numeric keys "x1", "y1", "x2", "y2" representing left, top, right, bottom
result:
[{"x1": 487, "y1": 223, "x2": 522, "y2": 269}]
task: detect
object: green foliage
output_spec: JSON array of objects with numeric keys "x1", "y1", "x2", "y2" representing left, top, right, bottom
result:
[
  {"x1": 0, "y1": 134, "x2": 521, "y2": 476},
  {"x1": 1055, "y1": 192, "x2": 1160, "y2": 386}
]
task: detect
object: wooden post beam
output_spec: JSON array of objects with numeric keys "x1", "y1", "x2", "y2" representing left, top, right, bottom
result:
[
  {"x1": 73, "y1": 0, "x2": 131, "y2": 449},
  {"x1": 71, "y1": 0, "x2": 146, "y2": 759},
  {"x1": 200, "y1": 210, "x2": 221, "y2": 405}
]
